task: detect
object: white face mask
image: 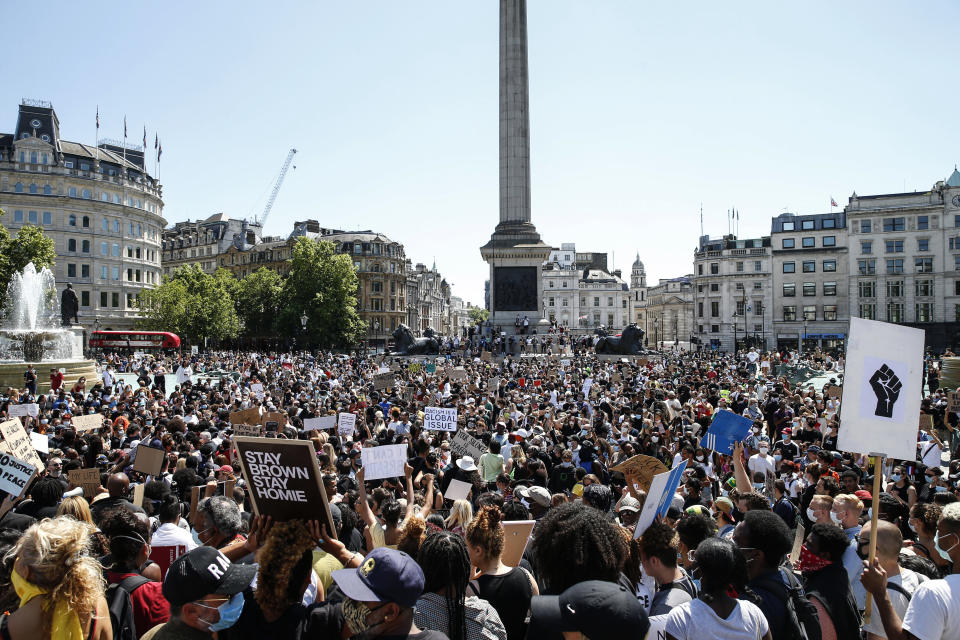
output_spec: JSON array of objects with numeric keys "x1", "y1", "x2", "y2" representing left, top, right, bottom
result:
[
  {"x1": 759, "y1": 446, "x2": 769, "y2": 455},
  {"x1": 806, "y1": 507, "x2": 817, "y2": 521},
  {"x1": 830, "y1": 511, "x2": 843, "y2": 525}
]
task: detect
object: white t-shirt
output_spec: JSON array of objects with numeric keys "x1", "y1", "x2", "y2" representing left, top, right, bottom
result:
[
  {"x1": 748, "y1": 453, "x2": 776, "y2": 478},
  {"x1": 663, "y1": 597, "x2": 769, "y2": 640},
  {"x1": 903, "y1": 574, "x2": 960, "y2": 640},
  {"x1": 863, "y1": 568, "x2": 922, "y2": 638},
  {"x1": 920, "y1": 440, "x2": 942, "y2": 468}
]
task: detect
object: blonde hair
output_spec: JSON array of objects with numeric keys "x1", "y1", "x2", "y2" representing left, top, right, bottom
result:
[
  {"x1": 175, "y1": 457, "x2": 187, "y2": 472},
  {"x1": 445, "y1": 499, "x2": 474, "y2": 530},
  {"x1": 834, "y1": 493, "x2": 864, "y2": 513},
  {"x1": 56, "y1": 496, "x2": 94, "y2": 525},
  {"x1": 511, "y1": 445, "x2": 526, "y2": 465},
  {"x1": 6, "y1": 517, "x2": 105, "y2": 639}
]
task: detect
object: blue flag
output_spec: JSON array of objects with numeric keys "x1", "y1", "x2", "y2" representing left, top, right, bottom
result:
[
  {"x1": 655, "y1": 460, "x2": 688, "y2": 519},
  {"x1": 700, "y1": 409, "x2": 753, "y2": 455}
]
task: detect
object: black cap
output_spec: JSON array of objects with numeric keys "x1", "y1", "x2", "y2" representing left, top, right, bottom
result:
[
  {"x1": 162, "y1": 546, "x2": 257, "y2": 607},
  {"x1": 529, "y1": 580, "x2": 649, "y2": 637}
]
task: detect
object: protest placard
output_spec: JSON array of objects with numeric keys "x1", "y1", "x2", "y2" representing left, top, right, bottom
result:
[
  {"x1": 582, "y1": 378, "x2": 593, "y2": 397},
  {"x1": 423, "y1": 407, "x2": 457, "y2": 432},
  {"x1": 408, "y1": 362, "x2": 422, "y2": 373},
  {"x1": 488, "y1": 377, "x2": 500, "y2": 391},
  {"x1": 373, "y1": 372, "x2": 394, "y2": 391},
  {"x1": 450, "y1": 430, "x2": 486, "y2": 461},
  {"x1": 425, "y1": 364, "x2": 436, "y2": 374},
  {"x1": 789, "y1": 523, "x2": 806, "y2": 566},
  {"x1": 261, "y1": 412, "x2": 288, "y2": 431},
  {"x1": 133, "y1": 445, "x2": 165, "y2": 476},
  {"x1": 949, "y1": 391, "x2": 960, "y2": 414},
  {"x1": 250, "y1": 383, "x2": 265, "y2": 398},
  {"x1": 501, "y1": 520, "x2": 535, "y2": 567},
  {"x1": 919, "y1": 414, "x2": 934, "y2": 431},
  {"x1": 445, "y1": 478, "x2": 472, "y2": 502},
  {"x1": 230, "y1": 407, "x2": 261, "y2": 426},
  {"x1": 69, "y1": 468, "x2": 101, "y2": 498},
  {"x1": 338, "y1": 413, "x2": 357, "y2": 436},
  {"x1": 634, "y1": 461, "x2": 687, "y2": 539},
  {"x1": 700, "y1": 410, "x2": 754, "y2": 455},
  {"x1": 233, "y1": 424, "x2": 264, "y2": 438},
  {"x1": 360, "y1": 444, "x2": 407, "y2": 481},
  {"x1": 133, "y1": 483, "x2": 145, "y2": 508},
  {"x1": 303, "y1": 416, "x2": 337, "y2": 432},
  {"x1": 30, "y1": 431, "x2": 48, "y2": 454},
  {"x1": 8, "y1": 404, "x2": 38, "y2": 418},
  {"x1": 0, "y1": 453, "x2": 36, "y2": 498},
  {"x1": 838, "y1": 318, "x2": 924, "y2": 462},
  {"x1": 610, "y1": 454, "x2": 667, "y2": 492},
  {"x1": 826, "y1": 385, "x2": 843, "y2": 399},
  {"x1": 70, "y1": 413, "x2": 105, "y2": 432},
  {"x1": 480, "y1": 351, "x2": 492, "y2": 362},
  {"x1": 450, "y1": 367, "x2": 468, "y2": 381},
  {"x1": 0, "y1": 418, "x2": 42, "y2": 470},
  {"x1": 232, "y1": 436, "x2": 335, "y2": 534},
  {"x1": 403, "y1": 389, "x2": 415, "y2": 403}
]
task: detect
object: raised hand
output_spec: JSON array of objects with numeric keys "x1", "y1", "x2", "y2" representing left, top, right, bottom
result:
[{"x1": 869, "y1": 364, "x2": 902, "y2": 418}]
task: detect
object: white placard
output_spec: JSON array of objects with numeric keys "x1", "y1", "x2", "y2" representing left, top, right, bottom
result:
[
  {"x1": 338, "y1": 412, "x2": 356, "y2": 436},
  {"x1": 8, "y1": 404, "x2": 39, "y2": 418},
  {"x1": 70, "y1": 413, "x2": 105, "y2": 431},
  {"x1": 360, "y1": 444, "x2": 407, "y2": 481},
  {"x1": 250, "y1": 383, "x2": 265, "y2": 398},
  {"x1": 445, "y1": 478, "x2": 472, "y2": 502},
  {"x1": 30, "y1": 431, "x2": 48, "y2": 454},
  {"x1": 450, "y1": 430, "x2": 486, "y2": 461},
  {"x1": 561, "y1": 359, "x2": 570, "y2": 367},
  {"x1": 423, "y1": 407, "x2": 457, "y2": 432},
  {"x1": 838, "y1": 318, "x2": 925, "y2": 461},
  {"x1": 582, "y1": 378, "x2": 593, "y2": 397},
  {"x1": 304, "y1": 416, "x2": 337, "y2": 431},
  {"x1": 0, "y1": 453, "x2": 35, "y2": 498}
]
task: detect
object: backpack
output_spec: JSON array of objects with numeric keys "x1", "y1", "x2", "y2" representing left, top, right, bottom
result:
[
  {"x1": 752, "y1": 568, "x2": 821, "y2": 640},
  {"x1": 105, "y1": 574, "x2": 151, "y2": 640}
]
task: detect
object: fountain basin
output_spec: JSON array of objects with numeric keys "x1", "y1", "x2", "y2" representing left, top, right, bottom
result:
[{"x1": 0, "y1": 359, "x2": 98, "y2": 393}]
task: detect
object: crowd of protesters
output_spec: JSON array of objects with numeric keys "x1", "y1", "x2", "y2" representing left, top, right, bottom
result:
[{"x1": 0, "y1": 333, "x2": 956, "y2": 640}]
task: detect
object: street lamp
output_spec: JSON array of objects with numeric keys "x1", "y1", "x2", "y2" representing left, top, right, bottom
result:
[
  {"x1": 801, "y1": 317, "x2": 809, "y2": 356},
  {"x1": 732, "y1": 314, "x2": 738, "y2": 354}
]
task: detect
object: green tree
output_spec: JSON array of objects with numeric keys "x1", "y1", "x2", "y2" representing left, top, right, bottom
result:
[
  {"x1": 137, "y1": 265, "x2": 240, "y2": 344},
  {"x1": 235, "y1": 267, "x2": 284, "y2": 337},
  {"x1": 0, "y1": 212, "x2": 56, "y2": 297},
  {"x1": 468, "y1": 307, "x2": 489, "y2": 325},
  {"x1": 280, "y1": 237, "x2": 365, "y2": 349}
]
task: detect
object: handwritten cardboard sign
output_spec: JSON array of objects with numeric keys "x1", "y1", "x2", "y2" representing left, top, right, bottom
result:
[
  {"x1": 69, "y1": 468, "x2": 101, "y2": 498},
  {"x1": 338, "y1": 412, "x2": 357, "y2": 436},
  {"x1": 0, "y1": 419, "x2": 42, "y2": 470},
  {"x1": 8, "y1": 404, "x2": 39, "y2": 418},
  {"x1": 261, "y1": 411, "x2": 288, "y2": 431},
  {"x1": 70, "y1": 413, "x2": 105, "y2": 432},
  {"x1": 450, "y1": 430, "x2": 486, "y2": 461},
  {"x1": 132, "y1": 445, "x2": 165, "y2": 476},
  {"x1": 230, "y1": 407, "x2": 261, "y2": 427},
  {"x1": 373, "y1": 372, "x2": 394, "y2": 391},
  {"x1": 233, "y1": 424, "x2": 264, "y2": 438},
  {"x1": 949, "y1": 391, "x2": 960, "y2": 414},
  {"x1": 303, "y1": 416, "x2": 337, "y2": 432},
  {"x1": 423, "y1": 407, "x2": 457, "y2": 432},
  {"x1": 360, "y1": 444, "x2": 407, "y2": 481},
  {"x1": 610, "y1": 454, "x2": 668, "y2": 492}
]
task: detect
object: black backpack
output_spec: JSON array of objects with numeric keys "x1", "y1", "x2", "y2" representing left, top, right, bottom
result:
[
  {"x1": 105, "y1": 574, "x2": 151, "y2": 640},
  {"x1": 752, "y1": 568, "x2": 821, "y2": 640}
]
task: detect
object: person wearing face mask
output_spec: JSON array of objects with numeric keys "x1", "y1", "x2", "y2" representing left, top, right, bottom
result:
[
  {"x1": 886, "y1": 466, "x2": 917, "y2": 511},
  {"x1": 144, "y1": 545, "x2": 255, "y2": 640},
  {"x1": 906, "y1": 503, "x2": 952, "y2": 577},
  {"x1": 806, "y1": 495, "x2": 834, "y2": 527},
  {"x1": 548, "y1": 450, "x2": 576, "y2": 494},
  {"x1": 772, "y1": 428, "x2": 799, "y2": 464},
  {"x1": 796, "y1": 524, "x2": 862, "y2": 639},
  {"x1": 748, "y1": 440, "x2": 776, "y2": 480},
  {"x1": 857, "y1": 520, "x2": 926, "y2": 640}
]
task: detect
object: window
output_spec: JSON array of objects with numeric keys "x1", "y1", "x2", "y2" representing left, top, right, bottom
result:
[
  {"x1": 802, "y1": 237, "x2": 815, "y2": 248},
  {"x1": 127, "y1": 294, "x2": 135, "y2": 309},
  {"x1": 126, "y1": 269, "x2": 133, "y2": 282},
  {"x1": 67, "y1": 239, "x2": 76, "y2": 252},
  {"x1": 81, "y1": 240, "x2": 89, "y2": 253},
  {"x1": 67, "y1": 264, "x2": 77, "y2": 278},
  {"x1": 822, "y1": 260, "x2": 836, "y2": 272},
  {"x1": 823, "y1": 282, "x2": 837, "y2": 296},
  {"x1": 711, "y1": 301, "x2": 719, "y2": 317},
  {"x1": 860, "y1": 304, "x2": 876, "y2": 320},
  {"x1": 112, "y1": 293, "x2": 119, "y2": 308},
  {"x1": 823, "y1": 305, "x2": 838, "y2": 321},
  {"x1": 918, "y1": 215, "x2": 929, "y2": 230},
  {"x1": 736, "y1": 262, "x2": 744, "y2": 272},
  {"x1": 698, "y1": 264, "x2": 703, "y2": 275},
  {"x1": 861, "y1": 241, "x2": 872, "y2": 254},
  {"x1": 548, "y1": 297, "x2": 554, "y2": 307},
  {"x1": 81, "y1": 189, "x2": 91, "y2": 199},
  {"x1": 112, "y1": 244, "x2": 120, "y2": 257},
  {"x1": 823, "y1": 236, "x2": 836, "y2": 247},
  {"x1": 858, "y1": 259, "x2": 876, "y2": 275},
  {"x1": 802, "y1": 220, "x2": 815, "y2": 230},
  {"x1": 42, "y1": 211, "x2": 51, "y2": 225},
  {"x1": 68, "y1": 187, "x2": 77, "y2": 197},
  {"x1": 803, "y1": 282, "x2": 816, "y2": 296},
  {"x1": 753, "y1": 281, "x2": 762, "y2": 289},
  {"x1": 735, "y1": 282, "x2": 744, "y2": 290},
  {"x1": 68, "y1": 214, "x2": 77, "y2": 227},
  {"x1": 916, "y1": 257, "x2": 933, "y2": 273},
  {"x1": 100, "y1": 242, "x2": 108, "y2": 255},
  {"x1": 126, "y1": 247, "x2": 133, "y2": 259},
  {"x1": 28, "y1": 184, "x2": 37, "y2": 194},
  {"x1": 803, "y1": 306, "x2": 816, "y2": 321},
  {"x1": 802, "y1": 261, "x2": 815, "y2": 273},
  {"x1": 783, "y1": 306, "x2": 797, "y2": 321},
  {"x1": 82, "y1": 216, "x2": 89, "y2": 228},
  {"x1": 783, "y1": 283, "x2": 796, "y2": 297},
  {"x1": 916, "y1": 303, "x2": 933, "y2": 323},
  {"x1": 782, "y1": 238, "x2": 795, "y2": 249},
  {"x1": 80, "y1": 291, "x2": 89, "y2": 307},
  {"x1": 823, "y1": 218, "x2": 836, "y2": 229},
  {"x1": 607, "y1": 297, "x2": 613, "y2": 306},
  {"x1": 782, "y1": 221, "x2": 795, "y2": 231},
  {"x1": 754, "y1": 303, "x2": 762, "y2": 316},
  {"x1": 916, "y1": 279, "x2": 934, "y2": 297},
  {"x1": 100, "y1": 292, "x2": 108, "y2": 308},
  {"x1": 27, "y1": 211, "x2": 37, "y2": 224},
  {"x1": 548, "y1": 280, "x2": 554, "y2": 288},
  {"x1": 883, "y1": 217, "x2": 905, "y2": 232},
  {"x1": 736, "y1": 300, "x2": 746, "y2": 316},
  {"x1": 956, "y1": 280, "x2": 960, "y2": 296},
  {"x1": 956, "y1": 255, "x2": 960, "y2": 271},
  {"x1": 887, "y1": 280, "x2": 904, "y2": 298},
  {"x1": 885, "y1": 240, "x2": 903, "y2": 253},
  {"x1": 81, "y1": 265, "x2": 89, "y2": 278},
  {"x1": 112, "y1": 267, "x2": 119, "y2": 280},
  {"x1": 698, "y1": 302, "x2": 704, "y2": 317},
  {"x1": 113, "y1": 220, "x2": 119, "y2": 233},
  {"x1": 12, "y1": 210, "x2": 22, "y2": 223},
  {"x1": 710, "y1": 283, "x2": 719, "y2": 292},
  {"x1": 886, "y1": 259, "x2": 904, "y2": 274},
  {"x1": 918, "y1": 239, "x2": 929, "y2": 251},
  {"x1": 102, "y1": 218, "x2": 109, "y2": 231},
  {"x1": 100, "y1": 266, "x2": 108, "y2": 279},
  {"x1": 783, "y1": 262, "x2": 795, "y2": 273},
  {"x1": 754, "y1": 261, "x2": 762, "y2": 271},
  {"x1": 591, "y1": 297, "x2": 598, "y2": 307},
  {"x1": 43, "y1": 185, "x2": 51, "y2": 195},
  {"x1": 710, "y1": 263, "x2": 719, "y2": 275}
]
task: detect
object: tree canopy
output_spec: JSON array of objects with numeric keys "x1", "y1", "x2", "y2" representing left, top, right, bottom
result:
[{"x1": 0, "y1": 211, "x2": 56, "y2": 300}]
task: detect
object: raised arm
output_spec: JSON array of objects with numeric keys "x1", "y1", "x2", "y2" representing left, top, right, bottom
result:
[
  {"x1": 403, "y1": 462, "x2": 416, "y2": 523},
  {"x1": 419, "y1": 473, "x2": 435, "y2": 519},
  {"x1": 355, "y1": 467, "x2": 376, "y2": 528},
  {"x1": 733, "y1": 441, "x2": 751, "y2": 492}
]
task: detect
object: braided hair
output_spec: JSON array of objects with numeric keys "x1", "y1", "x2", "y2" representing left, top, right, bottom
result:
[
  {"x1": 692, "y1": 537, "x2": 761, "y2": 605},
  {"x1": 418, "y1": 531, "x2": 471, "y2": 640}
]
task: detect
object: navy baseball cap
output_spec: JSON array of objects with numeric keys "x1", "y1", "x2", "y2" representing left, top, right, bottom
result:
[
  {"x1": 332, "y1": 547, "x2": 424, "y2": 608},
  {"x1": 162, "y1": 546, "x2": 256, "y2": 607},
  {"x1": 529, "y1": 580, "x2": 649, "y2": 637}
]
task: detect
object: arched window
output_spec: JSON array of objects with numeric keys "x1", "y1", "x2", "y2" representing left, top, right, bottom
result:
[
  {"x1": 81, "y1": 189, "x2": 91, "y2": 199},
  {"x1": 30, "y1": 152, "x2": 37, "y2": 164},
  {"x1": 41, "y1": 154, "x2": 48, "y2": 165},
  {"x1": 28, "y1": 184, "x2": 37, "y2": 194},
  {"x1": 14, "y1": 182, "x2": 22, "y2": 193},
  {"x1": 68, "y1": 187, "x2": 77, "y2": 197},
  {"x1": 43, "y1": 185, "x2": 52, "y2": 195},
  {"x1": 82, "y1": 216, "x2": 90, "y2": 228},
  {"x1": 81, "y1": 240, "x2": 90, "y2": 253},
  {"x1": 101, "y1": 192, "x2": 109, "y2": 202},
  {"x1": 68, "y1": 214, "x2": 77, "y2": 227},
  {"x1": 68, "y1": 239, "x2": 77, "y2": 252}
]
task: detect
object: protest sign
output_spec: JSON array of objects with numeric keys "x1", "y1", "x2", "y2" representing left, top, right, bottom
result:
[
  {"x1": 0, "y1": 418, "x2": 42, "y2": 470},
  {"x1": 423, "y1": 407, "x2": 457, "y2": 432},
  {"x1": 838, "y1": 318, "x2": 924, "y2": 462},
  {"x1": 303, "y1": 416, "x2": 337, "y2": 432},
  {"x1": 582, "y1": 378, "x2": 593, "y2": 397},
  {"x1": 373, "y1": 372, "x2": 394, "y2": 391},
  {"x1": 338, "y1": 413, "x2": 357, "y2": 436},
  {"x1": 408, "y1": 362, "x2": 422, "y2": 373},
  {"x1": 919, "y1": 414, "x2": 933, "y2": 431},
  {"x1": 233, "y1": 424, "x2": 263, "y2": 438},
  {"x1": 501, "y1": 520, "x2": 535, "y2": 567},
  {"x1": 425, "y1": 363, "x2": 436, "y2": 374},
  {"x1": 826, "y1": 385, "x2": 843, "y2": 399},
  {"x1": 610, "y1": 454, "x2": 667, "y2": 492},
  {"x1": 634, "y1": 461, "x2": 687, "y2": 539},
  {"x1": 250, "y1": 383, "x2": 265, "y2": 398},
  {"x1": 360, "y1": 444, "x2": 407, "y2": 481},
  {"x1": 700, "y1": 410, "x2": 754, "y2": 455},
  {"x1": 8, "y1": 404, "x2": 38, "y2": 418},
  {"x1": 133, "y1": 483, "x2": 145, "y2": 508},
  {"x1": 789, "y1": 523, "x2": 806, "y2": 566},
  {"x1": 949, "y1": 391, "x2": 960, "y2": 414},
  {"x1": 70, "y1": 413, "x2": 105, "y2": 431},
  {"x1": 480, "y1": 351, "x2": 492, "y2": 362},
  {"x1": 232, "y1": 436, "x2": 335, "y2": 534},
  {"x1": 445, "y1": 478, "x2": 473, "y2": 502},
  {"x1": 69, "y1": 468, "x2": 101, "y2": 498},
  {"x1": 450, "y1": 430, "x2": 485, "y2": 461},
  {"x1": 560, "y1": 359, "x2": 570, "y2": 368},
  {"x1": 30, "y1": 431, "x2": 48, "y2": 454},
  {"x1": 450, "y1": 367, "x2": 468, "y2": 381},
  {"x1": 133, "y1": 445, "x2": 165, "y2": 476},
  {"x1": 230, "y1": 407, "x2": 261, "y2": 426},
  {"x1": 488, "y1": 377, "x2": 500, "y2": 391},
  {"x1": 403, "y1": 389, "x2": 415, "y2": 403},
  {"x1": 261, "y1": 412, "x2": 287, "y2": 431},
  {"x1": 0, "y1": 453, "x2": 36, "y2": 498}
]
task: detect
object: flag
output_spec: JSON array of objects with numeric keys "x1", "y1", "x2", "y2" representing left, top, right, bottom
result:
[
  {"x1": 154, "y1": 133, "x2": 158, "y2": 150},
  {"x1": 699, "y1": 409, "x2": 753, "y2": 454},
  {"x1": 123, "y1": 116, "x2": 127, "y2": 138},
  {"x1": 157, "y1": 139, "x2": 162, "y2": 161},
  {"x1": 96, "y1": 106, "x2": 99, "y2": 130},
  {"x1": 143, "y1": 126, "x2": 146, "y2": 149},
  {"x1": 831, "y1": 197, "x2": 838, "y2": 207}
]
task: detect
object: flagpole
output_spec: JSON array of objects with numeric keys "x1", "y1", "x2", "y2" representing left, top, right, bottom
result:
[{"x1": 95, "y1": 105, "x2": 100, "y2": 166}]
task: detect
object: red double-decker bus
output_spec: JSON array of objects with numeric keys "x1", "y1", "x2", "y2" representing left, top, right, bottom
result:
[{"x1": 89, "y1": 331, "x2": 181, "y2": 350}]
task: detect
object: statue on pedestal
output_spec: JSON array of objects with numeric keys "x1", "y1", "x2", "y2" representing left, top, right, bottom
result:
[
  {"x1": 595, "y1": 323, "x2": 645, "y2": 355},
  {"x1": 392, "y1": 324, "x2": 440, "y2": 355},
  {"x1": 61, "y1": 283, "x2": 79, "y2": 326}
]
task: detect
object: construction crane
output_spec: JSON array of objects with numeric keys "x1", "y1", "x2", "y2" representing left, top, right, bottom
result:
[{"x1": 255, "y1": 148, "x2": 297, "y2": 227}]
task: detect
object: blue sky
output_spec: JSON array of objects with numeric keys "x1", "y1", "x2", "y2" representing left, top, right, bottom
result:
[{"x1": 6, "y1": 1, "x2": 960, "y2": 305}]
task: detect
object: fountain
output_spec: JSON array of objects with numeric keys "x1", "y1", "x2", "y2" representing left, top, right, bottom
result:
[{"x1": 0, "y1": 263, "x2": 97, "y2": 391}]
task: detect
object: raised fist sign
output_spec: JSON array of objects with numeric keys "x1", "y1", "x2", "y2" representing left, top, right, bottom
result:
[{"x1": 869, "y1": 364, "x2": 902, "y2": 418}]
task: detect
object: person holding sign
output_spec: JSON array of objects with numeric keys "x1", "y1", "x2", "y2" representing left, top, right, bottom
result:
[{"x1": 356, "y1": 465, "x2": 416, "y2": 550}]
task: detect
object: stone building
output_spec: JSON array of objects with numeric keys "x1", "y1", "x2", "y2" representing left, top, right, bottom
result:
[
  {"x1": 162, "y1": 213, "x2": 260, "y2": 277},
  {"x1": 628, "y1": 253, "x2": 649, "y2": 333},
  {"x1": 541, "y1": 243, "x2": 630, "y2": 331},
  {"x1": 406, "y1": 262, "x2": 450, "y2": 337},
  {"x1": 646, "y1": 276, "x2": 695, "y2": 347},
  {"x1": 0, "y1": 100, "x2": 165, "y2": 330}
]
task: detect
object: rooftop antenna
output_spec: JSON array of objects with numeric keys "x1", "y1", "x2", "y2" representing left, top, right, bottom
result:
[{"x1": 700, "y1": 203, "x2": 704, "y2": 237}]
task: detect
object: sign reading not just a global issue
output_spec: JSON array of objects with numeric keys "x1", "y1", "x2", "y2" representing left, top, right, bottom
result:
[{"x1": 232, "y1": 437, "x2": 336, "y2": 537}]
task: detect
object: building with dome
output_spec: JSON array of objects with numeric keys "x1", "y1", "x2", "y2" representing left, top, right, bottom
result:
[
  {"x1": 628, "y1": 253, "x2": 648, "y2": 335},
  {"x1": 0, "y1": 100, "x2": 165, "y2": 330}
]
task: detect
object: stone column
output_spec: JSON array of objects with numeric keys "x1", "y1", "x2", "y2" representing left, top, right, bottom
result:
[{"x1": 499, "y1": 0, "x2": 531, "y2": 225}]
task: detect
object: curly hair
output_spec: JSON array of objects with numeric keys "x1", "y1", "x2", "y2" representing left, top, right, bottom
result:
[
  {"x1": 381, "y1": 499, "x2": 403, "y2": 527},
  {"x1": 529, "y1": 502, "x2": 627, "y2": 594},
  {"x1": 638, "y1": 520, "x2": 678, "y2": 568},
  {"x1": 676, "y1": 513, "x2": 717, "y2": 556},
  {"x1": 100, "y1": 507, "x2": 151, "y2": 569},
  {"x1": 465, "y1": 505, "x2": 504, "y2": 561},
  {"x1": 397, "y1": 516, "x2": 428, "y2": 558},
  {"x1": 418, "y1": 532, "x2": 472, "y2": 640},
  {"x1": 911, "y1": 502, "x2": 941, "y2": 536},
  {"x1": 254, "y1": 520, "x2": 316, "y2": 619},
  {"x1": 809, "y1": 523, "x2": 850, "y2": 562},
  {"x1": 617, "y1": 525, "x2": 643, "y2": 590},
  {"x1": 5, "y1": 516, "x2": 105, "y2": 639}
]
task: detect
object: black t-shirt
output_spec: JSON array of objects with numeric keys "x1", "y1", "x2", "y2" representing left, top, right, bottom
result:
[{"x1": 298, "y1": 603, "x2": 448, "y2": 640}]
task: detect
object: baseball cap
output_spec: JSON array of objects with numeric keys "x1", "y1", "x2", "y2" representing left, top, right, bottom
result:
[
  {"x1": 516, "y1": 485, "x2": 552, "y2": 508},
  {"x1": 162, "y1": 547, "x2": 256, "y2": 607},
  {"x1": 331, "y1": 547, "x2": 424, "y2": 608},
  {"x1": 528, "y1": 580, "x2": 649, "y2": 638},
  {"x1": 618, "y1": 496, "x2": 641, "y2": 513},
  {"x1": 854, "y1": 490, "x2": 872, "y2": 501},
  {"x1": 714, "y1": 496, "x2": 734, "y2": 514}
]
